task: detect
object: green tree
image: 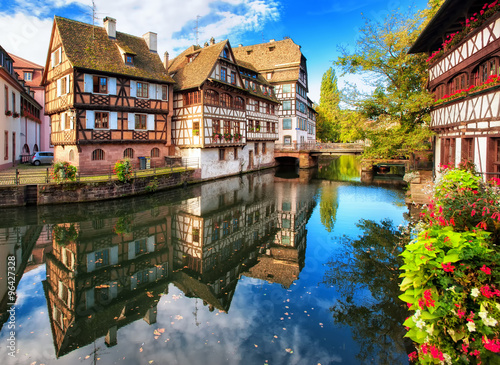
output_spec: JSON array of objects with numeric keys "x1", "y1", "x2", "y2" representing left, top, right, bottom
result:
[
  {"x1": 316, "y1": 67, "x2": 341, "y2": 142},
  {"x1": 336, "y1": 5, "x2": 439, "y2": 159},
  {"x1": 323, "y1": 219, "x2": 413, "y2": 363}
]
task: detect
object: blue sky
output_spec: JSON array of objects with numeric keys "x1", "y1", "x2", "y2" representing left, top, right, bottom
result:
[{"x1": 0, "y1": 0, "x2": 429, "y2": 102}]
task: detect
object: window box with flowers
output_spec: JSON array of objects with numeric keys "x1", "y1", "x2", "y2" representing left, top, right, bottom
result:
[
  {"x1": 213, "y1": 132, "x2": 222, "y2": 142},
  {"x1": 427, "y1": 0, "x2": 500, "y2": 65},
  {"x1": 224, "y1": 133, "x2": 233, "y2": 141},
  {"x1": 5, "y1": 110, "x2": 12, "y2": 117},
  {"x1": 12, "y1": 112, "x2": 20, "y2": 118},
  {"x1": 234, "y1": 133, "x2": 242, "y2": 142},
  {"x1": 434, "y1": 75, "x2": 500, "y2": 106}
]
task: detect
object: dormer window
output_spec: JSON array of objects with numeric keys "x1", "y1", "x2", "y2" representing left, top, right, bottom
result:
[
  {"x1": 125, "y1": 54, "x2": 134, "y2": 65},
  {"x1": 24, "y1": 72, "x2": 33, "y2": 81},
  {"x1": 223, "y1": 48, "x2": 229, "y2": 59},
  {"x1": 187, "y1": 53, "x2": 198, "y2": 63}
]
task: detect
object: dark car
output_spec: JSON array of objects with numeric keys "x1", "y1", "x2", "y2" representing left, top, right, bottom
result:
[{"x1": 31, "y1": 151, "x2": 54, "y2": 166}]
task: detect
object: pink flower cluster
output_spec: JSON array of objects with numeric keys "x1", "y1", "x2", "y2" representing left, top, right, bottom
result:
[
  {"x1": 483, "y1": 337, "x2": 500, "y2": 353},
  {"x1": 418, "y1": 289, "x2": 436, "y2": 309},
  {"x1": 421, "y1": 343, "x2": 444, "y2": 361},
  {"x1": 480, "y1": 285, "x2": 500, "y2": 298}
]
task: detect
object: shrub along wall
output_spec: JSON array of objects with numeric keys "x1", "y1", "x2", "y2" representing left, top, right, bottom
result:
[{"x1": 399, "y1": 162, "x2": 500, "y2": 364}]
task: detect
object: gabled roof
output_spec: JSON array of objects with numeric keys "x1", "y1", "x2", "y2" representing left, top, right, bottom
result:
[
  {"x1": 410, "y1": 0, "x2": 486, "y2": 53},
  {"x1": 169, "y1": 40, "x2": 279, "y2": 103},
  {"x1": 48, "y1": 16, "x2": 174, "y2": 83},
  {"x1": 232, "y1": 38, "x2": 303, "y2": 83},
  {"x1": 10, "y1": 53, "x2": 44, "y2": 88},
  {"x1": 168, "y1": 40, "x2": 228, "y2": 90}
]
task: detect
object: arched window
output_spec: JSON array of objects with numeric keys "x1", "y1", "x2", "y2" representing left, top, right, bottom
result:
[
  {"x1": 151, "y1": 147, "x2": 160, "y2": 157},
  {"x1": 33, "y1": 144, "x2": 39, "y2": 152},
  {"x1": 124, "y1": 148, "x2": 134, "y2": 158},
  {"x1": 69, "y1": 150, "x2": 74, "y2": 161},
  {"x1": 220, "y1": 93, "x2": 233, "y2": 108},
  {"x1": 473, "y1": 58, "x2": 499, "y2": 85},
  {"x1": 235, "y1": 97, "x2": 245, "y2": 110},
  {"x1": 449, "y1": 73, "x2": 468, "y2": 94},
  {"x1": 204, "y1": 89, "x2": 219, "y2": 106},
  {"x1": 433, "y1": 84, "x2": 447, "y2": 100},
  {"x1": 92, "y1": 149, "x2": 105, "y2": 160},
  {"x1": 22, "y1": 144, "x2": 30, "y2": 154},
  {"x1": 213, "y1": 119, "x2": 220, "y2": 133}
]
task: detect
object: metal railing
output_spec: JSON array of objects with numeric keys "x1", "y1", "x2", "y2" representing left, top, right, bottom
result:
[
  {"x1": 0, "y1": 157, "x2": 200, "y2": 186},
  {"x1": 275, "y1": 142, "x2": 365, "y2": 151}
]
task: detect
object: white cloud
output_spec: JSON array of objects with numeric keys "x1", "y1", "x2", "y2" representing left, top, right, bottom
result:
[
  {"x1": 0, "y1": 0, "x2": 280, "y2": 65},
  {"x1": 0, "y1": 13, "x2": 53, "y2": 65}
]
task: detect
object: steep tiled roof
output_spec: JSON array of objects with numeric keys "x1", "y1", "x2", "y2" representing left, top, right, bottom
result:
[
  {"x1": 54, "y1": 16, "x2": 174, "y2": 83},
  {"x1": 168, "y1": 41, "x2": 227, "y2": 90},
  {"x1": 232, "y1": 39, "x2": 303, "y2": 83},
  {"x1": 170, "y1": 40, "x2": 279, "y2": 103},
  {"x1": 10, "y1": 53, "x2": 44, "y2": 88}
]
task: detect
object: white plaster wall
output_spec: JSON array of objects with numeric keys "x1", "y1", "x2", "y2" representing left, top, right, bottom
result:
[
  {"x1": 476, "y1": 137, "x2": 488, "y2": 173},
  {"x1": 455, "y1": 138, "x2": 462, "y2": 166}
]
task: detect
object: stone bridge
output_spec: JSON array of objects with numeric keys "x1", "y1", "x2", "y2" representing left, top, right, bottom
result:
[{"x1": 274, "y1": 142, "x2": 365, "y2": 168}]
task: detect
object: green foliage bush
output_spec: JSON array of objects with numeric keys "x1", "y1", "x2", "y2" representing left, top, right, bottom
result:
[
  {"x1": 114, "y1": 159, "x2": 133, "y2": 183},
  {"x1": 52, "y1": 161, "x2": 77, "y2": 183},
  {"x1": 400, "y1": 164, "x2": 500, "y2": 364}
]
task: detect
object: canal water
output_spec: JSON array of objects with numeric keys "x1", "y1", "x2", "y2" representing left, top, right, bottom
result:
[{"x1": 0, "y1": 156, "x2": 410, "y2": 365}]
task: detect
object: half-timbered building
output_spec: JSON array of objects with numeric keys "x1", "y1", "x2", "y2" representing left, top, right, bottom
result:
[
  {"x1": 410, "y1": 0, "x2": 500, "y2": 178},
  {"x1": 233, "y1": 39, "x2": 316, "y2": 147},
  {"x1": 168, "y1": 39, "x2": 280, "y2": 179},
  {"x1": 42, "y1": 17, "x2": 175, "y2": 173},
  {"x1": 43, "y1": 207, "x2": 172, "y2": 357}
]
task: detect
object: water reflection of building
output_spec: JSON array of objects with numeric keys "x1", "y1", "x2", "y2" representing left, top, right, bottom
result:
[
  {"x1": 43, "y1": 205, "x2": 173, "y2": 357},
  {"x1": 171, "y1": 171, "x2": 279, "y2": 312},
  {"x1": 4, "y1": 170, "x2": 320, "y2": 359},
  {"x1": 242, "y1": 177, "x2": 317, "y2": 288},
  {"x1": 0, "y1": 224, "x2": 44, "y2": 330}
]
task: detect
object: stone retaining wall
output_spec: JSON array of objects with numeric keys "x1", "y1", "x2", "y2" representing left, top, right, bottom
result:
[{"x1": 0, "y1": 170, "x2": 197, "y2": 207}]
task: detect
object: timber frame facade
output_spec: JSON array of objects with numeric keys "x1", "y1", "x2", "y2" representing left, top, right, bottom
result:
[
  {"x1": 169, "y1": 39, "x2": 280, "y2": 179},
  {"x1": 233, "y1": 39, "x2": 316, "y2": 146},
  {"x1": 42, "y1": 17, "x2": 175, "y2": 173},
  {"x1": 410, "y1": 0, "x2": 500, "y2": 178}
]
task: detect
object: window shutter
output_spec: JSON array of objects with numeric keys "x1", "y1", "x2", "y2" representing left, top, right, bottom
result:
[
  {"x1": 109, "y1": 77, "x2": 117, "y2": 95},
  {"x1": 66, "y1": 76, "x2": 70, "y2": 94},
  {"x1": 61, "y1": 113, "x2": 66, "y2": 129},
  {"x1": 128, "y1": 113, "x2": 135, "y2": 130},
  {"x1": 130, "y1": 81, "x2": 136, "y2": 97},
  {"x1": 56, "y1": 79, "x2": 61, "y2": 97},
  {"x1": 86, "y1": 110, "x2": 94, "y2": 129},
  {"x1": 109, "y1": 112, "x2": 118, "y2": 129},
  {"x1": 149, "y1": 83, "x2": 155, "y2": 99},
  {"x1": 84, "y1": 74, "x2": 93, "y2": 93},
  {"x1": 147, "y1": 114, "x2": 154, "y2": 130}
]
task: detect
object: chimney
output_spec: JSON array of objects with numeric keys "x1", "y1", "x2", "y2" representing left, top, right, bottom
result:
[
  {"x1": 209, "y1": 37, "x2": 215, "y2": 45},
  {"x1": 163, "y1": 51, "x2": 169, "y2": 70},
  {"x1": 269, "y1": 39, "x2": 275, "y2": 42},
  {"x1": 238, "y1": 44, "x2": 243, "y2": 47},
  {"x1": 143, "y1": 32, "x2": 157, "y2": 53},
  {"x1": 103, "y1": 17, "x2": 116, "y2": 39}
]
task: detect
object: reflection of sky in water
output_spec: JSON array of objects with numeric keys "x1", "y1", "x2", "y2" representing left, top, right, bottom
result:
[{"x1": 0, "y1": 180, "x2": 408, "y2": 365}]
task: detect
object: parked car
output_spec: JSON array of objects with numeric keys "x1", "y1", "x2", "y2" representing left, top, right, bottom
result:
[{"x1": 31, "y1": 151, "x2": 54, "y2": 166}]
